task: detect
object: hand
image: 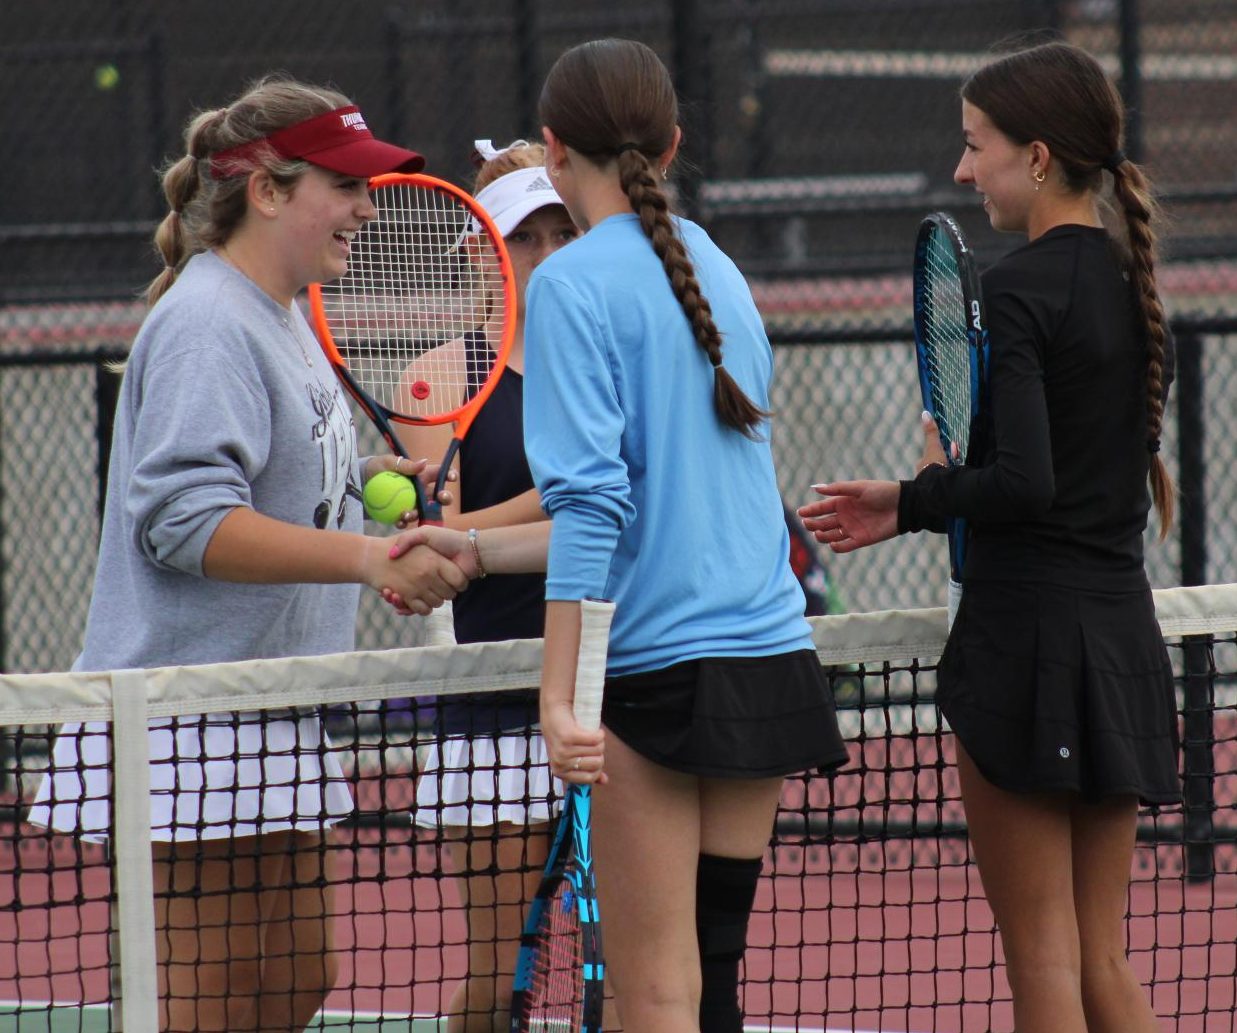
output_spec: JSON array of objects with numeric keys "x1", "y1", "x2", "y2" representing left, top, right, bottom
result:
[
  {"x1": 798, "y1": 480, "x2": 900, "y2": 553},
  {"x1": 363, "y1": 455, "x2": 456, "y2": 525},
  {"x1": 380, "y1": 526, "x2": 474, "y2": 615},
  {"x1": 916, "y1": 410, "x2": 954, "y2": 474},
  {"x1": 540, "y1": 696, "x2": 607, "y2": 786},
  {"x1": 387, "y1": 525, "x2": 474, "y2": 573},
  {"x1": 361, "y1": 537, "x2": 468, "y2": 617}
]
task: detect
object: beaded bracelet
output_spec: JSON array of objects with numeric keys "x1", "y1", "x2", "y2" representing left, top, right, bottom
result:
[{"x1": 467, "y1": 528, "x2": 487, "y2": 579}]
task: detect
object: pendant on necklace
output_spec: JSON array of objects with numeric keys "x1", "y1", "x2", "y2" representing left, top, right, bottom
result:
[{"x1": 280, "y1": 316, "x2": 315, "y2": 367}]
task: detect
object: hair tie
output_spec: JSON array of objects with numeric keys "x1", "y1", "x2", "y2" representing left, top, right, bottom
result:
[
  {"x1": 1147, "y1": 438, "x2": 1162, "y2": 454},
  {"x1": 1103, "y1": 150, "x2": 1127, "y2": 173},
  {"x1": 615, "y1": 142, "x2": 642, "y2": 155}
]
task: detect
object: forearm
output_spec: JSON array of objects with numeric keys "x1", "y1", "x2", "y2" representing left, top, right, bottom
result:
[
  {"x1": 202, "y1": 506, "x2": 375, "y2": 585},
  {"x1": 473, "y1": 522, "x2": 551, "y2": 574},
  {"x1": 541, "y1": 600, "x2": 583, "y2": 710},
  {"x1": 447, "y1": 488, "x2": 546, "y2": 531}
]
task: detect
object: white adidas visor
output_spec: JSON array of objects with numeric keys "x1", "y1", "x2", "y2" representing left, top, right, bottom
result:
[{"x1": 474, "y1": 166, "x2": 565, "y2": 238}]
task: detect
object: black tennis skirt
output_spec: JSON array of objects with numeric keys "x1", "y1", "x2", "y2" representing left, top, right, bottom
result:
[
  {"x1": 601, "y1": 649, "x2": 849, "y2": 779},
  {"x1": 938, "y1": 580, "x2": 1180, "y2": 805}
]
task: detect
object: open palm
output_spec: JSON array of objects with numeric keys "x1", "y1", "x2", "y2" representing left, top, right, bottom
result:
[{"x1": 798, "y1": 480, "x2": 900, "y2": 553}]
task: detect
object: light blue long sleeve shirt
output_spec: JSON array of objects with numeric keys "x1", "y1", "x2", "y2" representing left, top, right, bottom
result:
[{"x1": 524, "y1": 213, "x2": 811, "y2": 676}]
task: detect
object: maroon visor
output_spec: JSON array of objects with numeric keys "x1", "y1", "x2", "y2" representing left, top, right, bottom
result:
[{"x1": 210, "y1": 105, "x2": 424, "y2": 180}]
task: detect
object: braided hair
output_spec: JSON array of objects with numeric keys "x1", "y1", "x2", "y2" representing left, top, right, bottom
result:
[
  {"x1": 146, "y1": 76, "x2": 351, "y2": 306},
  {"x1": 538, "y1": 39, "x2": 768, "y2": 437}
]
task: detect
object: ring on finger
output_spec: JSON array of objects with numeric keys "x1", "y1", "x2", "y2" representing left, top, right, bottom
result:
[{"x1": 573, "y1": 758, "x2": 581, "y2": 771}]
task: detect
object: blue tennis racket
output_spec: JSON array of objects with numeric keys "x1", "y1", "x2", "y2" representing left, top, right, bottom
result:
[
  {"x1": 912, "y1": 212, "x2": 990, "y2": 626},
  {"x1": 510, "y1": 598, "x2": 614, "y2": 1033}
]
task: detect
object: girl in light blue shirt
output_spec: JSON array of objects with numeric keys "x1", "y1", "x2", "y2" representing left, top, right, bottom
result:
[{"x1": 391, "y1": 38, "x2": 848, "y2": 1033}]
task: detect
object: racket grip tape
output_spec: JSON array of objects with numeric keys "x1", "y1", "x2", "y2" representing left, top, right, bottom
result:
[
  {"x1": 425, "y1": 601, "x2": 457, "y2": 647},
  {"x1": 947, "y1": 579, "x2": 963, "y2": 631},
  {"x1": 573, "y1": 599, "x2": 615, "y2": 732}
]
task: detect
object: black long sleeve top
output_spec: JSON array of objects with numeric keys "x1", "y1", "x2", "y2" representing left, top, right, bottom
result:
[{"x1": 897, "y1": 224, "x2": 1172, "y2": 591}]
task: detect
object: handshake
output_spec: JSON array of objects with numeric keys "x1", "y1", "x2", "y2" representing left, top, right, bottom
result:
[
  {"x1": 375, "y1": 523, "x2": 551, "y2": 617},
  {"x1": 359, "y1": 457, "x2": 550, "y2": 617}
]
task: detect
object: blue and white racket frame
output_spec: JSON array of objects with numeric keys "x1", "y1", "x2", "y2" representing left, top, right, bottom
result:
[
  {"x1": 912, "y1": 211, "x2": 991, "y2": 627},
  {"x1": 509, "y1": 598, "x2": 614, "y2": 1033}
]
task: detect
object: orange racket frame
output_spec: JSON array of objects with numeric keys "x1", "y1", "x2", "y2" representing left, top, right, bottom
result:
[{"x1": 308, "y1": 172, "x2": 518, "y2": 518}]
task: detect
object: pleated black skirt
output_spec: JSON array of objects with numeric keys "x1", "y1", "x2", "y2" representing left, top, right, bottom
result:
[
  {"x1": 938, "y1": 580, "x2": 1181, "y2": 805},
  {"x1": 601, "y1": 649, "x2": 850, "y2": 779}
]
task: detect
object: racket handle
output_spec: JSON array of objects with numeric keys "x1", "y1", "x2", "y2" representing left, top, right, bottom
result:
[
  {"x1": 425, "y1": 601, "x2": 457, "y2": 647},
  {"x1": 573, "y1": 598, "x2": 615, "y2": 732},
  {"x1": 947, "y1": 579, "x2": 963, "y2": 631}
]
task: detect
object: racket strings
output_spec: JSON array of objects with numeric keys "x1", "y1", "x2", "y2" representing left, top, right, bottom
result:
[
  {"x1": 524, "y1": 875, "x2": 587, "y2": 1027},
  {"x1": 919, "y1": 232, "x2": 974, "y2": 462},
  {"x1": 318, "y1": 183, "x2": 507, "y2": 421}
]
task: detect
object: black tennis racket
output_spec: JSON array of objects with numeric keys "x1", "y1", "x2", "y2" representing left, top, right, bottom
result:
[
  {"x1": 912, "y1": 211, "x2": 989, "y2": 626},
  {"x1": 509, "y1": 599, "x2": 614, "y2": 1033},
  {"x1": 309, "y1": 173, "x2": 516, "y2": 645}
]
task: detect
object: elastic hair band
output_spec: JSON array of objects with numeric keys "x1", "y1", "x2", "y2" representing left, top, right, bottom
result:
[
  {"x1": 615, "y1": 142, "x2": 643, "y2": 155},
  {"x1": 1103, "y1": 150, "x2": 1127, "y2": 173},
  {"x1": 1147, "y1": 438, "x2": 1162, "y2": 454}
]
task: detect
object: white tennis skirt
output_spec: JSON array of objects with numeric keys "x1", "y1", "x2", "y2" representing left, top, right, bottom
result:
[
  {"x1": 27, "y1": 711, "x2": 353, "y2": 843},
  {"x1": 414, "y1": 729, "x2": 560, "y2": 829}
]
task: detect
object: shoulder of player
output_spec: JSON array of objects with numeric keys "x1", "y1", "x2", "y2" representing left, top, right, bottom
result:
[
  {"x1": 131, "y1": 259, "x2": 285, "y2": 385},
  {"x1": 980, "y1": 228, "x2": 1089, "y2": 302}
]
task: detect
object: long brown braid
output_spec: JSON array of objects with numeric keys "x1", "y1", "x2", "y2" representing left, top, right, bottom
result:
[
  {"x1": 146, "y1": 77, "x2": 351, "y2": 307},
  {"x1": 962, "y1": 41, "x2": 1174, "y2": 537},
  {"x1": 1110, "y1": 158, "x2": 1175, "y2": 536},
  {"x1": 539, "y1": 39, "x2": 768, "y2": 437}
]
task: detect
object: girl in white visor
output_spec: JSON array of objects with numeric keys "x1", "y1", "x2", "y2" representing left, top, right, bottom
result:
[{"x1": 396, "y1": 139, "x2": 581, "y2": 1033}]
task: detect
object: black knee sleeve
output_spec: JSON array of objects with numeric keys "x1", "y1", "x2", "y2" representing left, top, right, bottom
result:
[{"x1": 697, "y1": 853, "x2": 763, "y2": 1033}]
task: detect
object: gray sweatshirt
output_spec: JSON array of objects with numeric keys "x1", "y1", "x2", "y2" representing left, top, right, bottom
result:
[{"x1": 75, "y1": 250, "x2": 363, "y2": 672}]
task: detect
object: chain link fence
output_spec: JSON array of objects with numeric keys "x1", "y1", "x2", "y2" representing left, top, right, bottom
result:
[{"x1": 1, "y1": 0, "x2": 1235, "y2": 670}]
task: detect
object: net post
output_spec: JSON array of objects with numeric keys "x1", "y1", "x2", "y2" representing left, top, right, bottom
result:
[
  {"x1": 111, "y1": 669, "x2": 160, "y2": 1033},
  {"x1": 1176, "y1": 330, "x2": 1206, "y2": 587},
  {"x1": 1181, "y1": 634, "x2": 1216, "y2": 882}
]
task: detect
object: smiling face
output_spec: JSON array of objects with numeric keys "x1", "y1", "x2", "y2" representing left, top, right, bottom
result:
[
  {"x1": 273, "y1": 166, "x2": 376, "y2": 295},
  {"x1": 506, "y1": 205, "x2": 578, "y2": 303},
  {"x1": 954, "y1": 100, "x2": 1037, "y2": 235}
]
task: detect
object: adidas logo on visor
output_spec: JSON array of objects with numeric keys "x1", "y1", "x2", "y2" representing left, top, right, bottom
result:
[{"x1": 526, "y1": 176, "x2": 552, "y2": 192}]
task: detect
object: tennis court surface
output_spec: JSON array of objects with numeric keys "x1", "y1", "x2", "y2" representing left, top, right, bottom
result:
[{"x1": 3, "y1": 586, "x2": 1235, "y2": 1032}]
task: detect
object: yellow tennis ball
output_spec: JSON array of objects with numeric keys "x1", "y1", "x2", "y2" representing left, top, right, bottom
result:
[
  {"x1": 95, "y1": 64, "x2": 121, "y2": 91},
  {"x1": 363, "y1": 471, "x2": 417, "y2": 525}
]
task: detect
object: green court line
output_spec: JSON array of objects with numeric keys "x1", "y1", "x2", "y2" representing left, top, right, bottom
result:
[
  {"x1": 0, "y1": 1002, "x2": 849, "y2": 1033},
  {"x1": 0, "y1": 1002, "x2": 445, "y2": 1032}
]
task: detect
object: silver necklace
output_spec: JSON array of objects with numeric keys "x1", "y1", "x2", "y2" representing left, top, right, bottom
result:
[{"x1": 217, "y1": 247, "x2": 314, "y2": 367}]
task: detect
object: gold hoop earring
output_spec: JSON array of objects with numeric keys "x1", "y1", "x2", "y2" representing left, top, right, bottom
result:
[
  {"x1": 550, "y1": 166, "x2": 561, "y2": 179},
  {"x1": 660, "y1": 167, "x2": 668, "y2": 180},
  {"x1": 1033, "y1": 169, "x2": 1046, "y2": 192}
]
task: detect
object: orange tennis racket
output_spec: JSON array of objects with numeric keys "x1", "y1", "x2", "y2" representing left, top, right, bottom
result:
[{"x1": 309, "y1": 173, "x2": 517, "y2": 642}]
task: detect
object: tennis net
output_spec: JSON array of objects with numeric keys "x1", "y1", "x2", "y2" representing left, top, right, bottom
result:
[{"x1": 2, "y1": 584, "x2": 1235, "y2": 1033}]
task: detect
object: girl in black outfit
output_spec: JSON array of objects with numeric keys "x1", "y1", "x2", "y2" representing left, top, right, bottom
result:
[
  {"x1": 799, "y1": 42, "x2": 1176, "y2": 1033},
  {"x1": 398, "y1": 140, "x2": 579, "y2": 1032}
]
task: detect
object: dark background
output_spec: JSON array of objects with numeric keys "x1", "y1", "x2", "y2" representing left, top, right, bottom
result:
[{"x1": 1, "y1": 0, "x2": 1235, "y2": 670}]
